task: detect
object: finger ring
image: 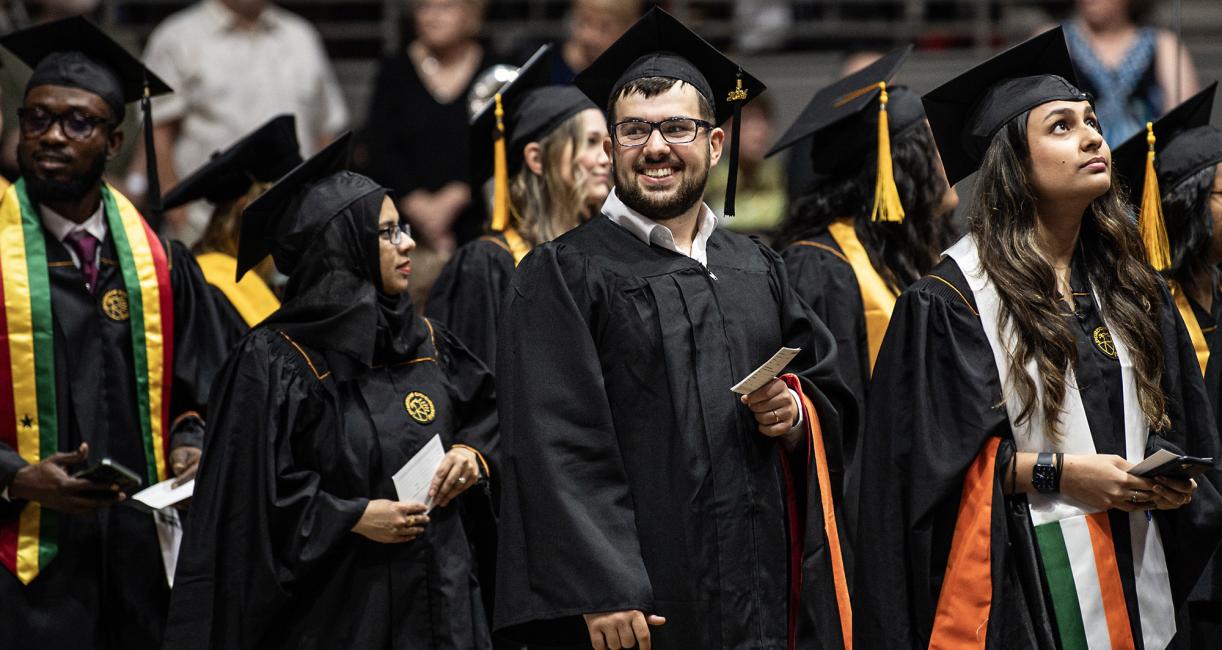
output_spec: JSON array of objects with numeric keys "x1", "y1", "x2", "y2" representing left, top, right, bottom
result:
[
  {"x1": 771, "y1": 409, "x2": 779, "y2": 425},
  {"x1": 457, "y1": 476, "x2": 467, "y2": 485},
  {"x1": 406, "y1": 515, "x2": 416, "y2": 527},
  {"x1": 1130, "y1": 493, "x2": 1140, "y2": 504}
]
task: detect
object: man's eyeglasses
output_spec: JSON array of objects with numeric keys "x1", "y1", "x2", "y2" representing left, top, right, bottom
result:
[
  {"x1": 17, "y1": 107, "x2": 114, "y2": 141},
  {"x1": 378, "y1": 222, "x2": 412, "y2": 245},
  {"x1": 612, "y1": 118, "x2": 713, "y2": 147}
]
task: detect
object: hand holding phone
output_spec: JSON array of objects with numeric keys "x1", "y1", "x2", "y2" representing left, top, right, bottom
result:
[{"x1": 8, "y1": 443, "x2": 127, "y2": 513}]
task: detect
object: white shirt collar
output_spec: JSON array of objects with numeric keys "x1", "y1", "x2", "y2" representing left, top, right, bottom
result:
[
  {"x1": 39, "y1": 201, "x2": 107, "y2": 244},
  {"x1": 601, "y1": 188, "x2": 718, "y2": 267}
]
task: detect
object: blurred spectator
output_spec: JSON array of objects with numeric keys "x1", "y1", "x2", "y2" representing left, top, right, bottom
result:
[
  {"x1": 136, "y1": 0, "x2": 349, "y2": 243},
  {"x1": 733, "y1": 0, "x2": 792, "y2": 54},
  {"x1": 360, "y1": 0, "x2": 496, "y2": 258},
  {"x1": 553, "y1": 0, "x2": 642, "y2": 82},
  {"x1": 706, "y1": 96, "x2": 787, "y2": 238},
  {"x1": 1057, "y1": 0, "x2": 1199, "y2": 143}
]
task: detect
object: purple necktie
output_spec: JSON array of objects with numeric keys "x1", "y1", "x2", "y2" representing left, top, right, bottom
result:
[{"x1": 63, "y1": 231, "x2": 100, "y2": 293}]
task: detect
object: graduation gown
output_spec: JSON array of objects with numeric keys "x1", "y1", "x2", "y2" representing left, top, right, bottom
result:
[
  {"x1": 493, "y1": 215, "x2": 857, "y2": 649},
  {"x1": 0, "y1": 226, "x2": 228, "y2": 648},
  {"x1": 162, "y1": 319, "x2": 499, "y2": 650},
  {"x1": 193, "y1": 251, "x2": 281, "y2": 348},
  {"x1": 425, "y1": 231, "x2": 518, "y2": 367},
  {"x1": 853, "y1": 255, "x2": 1222, "y2": 649}
]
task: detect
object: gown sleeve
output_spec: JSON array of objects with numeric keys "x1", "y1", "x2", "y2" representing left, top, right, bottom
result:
[
  {"x1": 491, "y1": 243, "x2": 653, "y2": 639},
  {"x1": 166, "y1": 240, "x2": 233, "y2": 449},
  {"x1": 163, "y1": 329, "x2": 370, "y2": 650},
  {"x1": 852, "y1": 264, "x2": 1016, "y2": 648},
  {"x1": 425, "y1": 240, "x2": 516, "y2": 368},
  {"x1": 433, "y1": 320, "x2": 499, "y2": 481}
]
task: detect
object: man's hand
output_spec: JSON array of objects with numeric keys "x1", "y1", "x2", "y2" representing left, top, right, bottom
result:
[
  {"x1": 741, "y1": 378, "x2": 799, "y2": 442},
  {"x1": 8, "y1": 443, "x2": 124, "y2": 513},
  {"x1": 170, "y1": 445, "x2": 201, "y2": 487},
  {"x1": 352, "y1": 499, "x2": 429, "y2": 543},
  {"x1": 583, "y1": 610, "x2": 666, "y2": 650}
]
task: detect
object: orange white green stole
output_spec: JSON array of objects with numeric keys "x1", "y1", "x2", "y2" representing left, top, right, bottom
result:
[{"x1": 0, "y1": 180, "x2": 173, "y2": 584}]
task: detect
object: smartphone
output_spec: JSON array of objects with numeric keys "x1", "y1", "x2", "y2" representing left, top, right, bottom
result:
[
  {"x1": 1141, "y1": 455, "x2": 1213, "y2": 482},
  {"x1": 72, "y1": 458, "x2": 143, "y2": 494}
]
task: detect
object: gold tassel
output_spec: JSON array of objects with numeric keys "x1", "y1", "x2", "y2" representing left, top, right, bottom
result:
[
  {"x1": 1139, "y1": 121, "x2": 1171, "y2": 270},
  {"x1": 491, "y1": 93, "x2": 510, "y2": 232},
  {"x1": 869, "y1": 82, "x2": 905, "y2": 223}
]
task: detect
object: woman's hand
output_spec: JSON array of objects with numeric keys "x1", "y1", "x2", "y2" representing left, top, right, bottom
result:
[
  {"x1": 429, "y1": 447, "x2": 481, "y2": 508},
  {"x1": 352, "y1": 499, "x2": 428, "y2": 543},
  {"x1": 1148, "y1": 476, "x2": 1197, "y2": 510},
  {"x1": 1060, "y1": 454, "x2": 1160, "y2": 512}
]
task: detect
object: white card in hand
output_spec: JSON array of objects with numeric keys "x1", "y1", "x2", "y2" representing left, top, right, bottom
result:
[
  {"x1": 731, "y1": 347, "x2": 801, "y2": 395},
  {"x1": 392, "y1": 435, "x2": 445, "y2": 508},
  {"x1": 1127, "y1": 449, "x2": 1180, "y2": 476},
  {"x1": 132, "y1": 478, "x2": 195, "y2": 510}
]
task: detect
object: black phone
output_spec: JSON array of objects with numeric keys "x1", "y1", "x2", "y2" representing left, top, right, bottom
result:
[
  {"x1": 72, "y1": 458, "x2": 143, "y2": 494},
  {"x1": 1141, "y1": 455, "x2": 1213, "y2": 481}
]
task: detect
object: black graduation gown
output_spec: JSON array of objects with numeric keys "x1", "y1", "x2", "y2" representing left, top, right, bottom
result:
[
  {"x1": 1187, "y1": 285, "x2": 1222, "y2": 645},
  {"x1": 493, "y1": 216, "x2": 857, "y2": 649},
  {"x1": 162, "y1": 320, "x2": 499, "y2": 650},
  {"x1": 425, "y1": 232, "x2": 517, "y2": 368},
  {"x1": 0, "y1": 229, "x2": 229, "y2": 649},
  {"x1": 853, "y1": 257, "x2": 1222, "y2": 649}
]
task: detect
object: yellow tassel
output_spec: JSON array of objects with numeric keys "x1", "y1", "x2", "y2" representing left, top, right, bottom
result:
[
  {"x1": 870, "y1": 82, "x2": 905, "y2": 223},
  {"x1": 1139, "y1": 121, "x2": 1171, "y2": 270},
  {"x1": 491, "y1": 93, "x2": 510, "y2": 232}
]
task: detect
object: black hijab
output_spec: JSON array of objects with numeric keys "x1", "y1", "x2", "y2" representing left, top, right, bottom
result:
[{"x1": 262, "y1": 171, "x2": 428, "y2": 379}]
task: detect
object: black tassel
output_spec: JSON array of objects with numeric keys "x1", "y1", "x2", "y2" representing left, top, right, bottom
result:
[
  {"x1": 724, "y1": 70, "x2": 747, "y2": 219},
  {"x1": 141, "y1": 72, "x2": 163, "y2": 233}
]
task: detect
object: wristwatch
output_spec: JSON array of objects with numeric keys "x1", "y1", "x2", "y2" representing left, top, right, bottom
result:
[{"x1": 1032, "y1": 452, "x2": 1059, "y2": 494}]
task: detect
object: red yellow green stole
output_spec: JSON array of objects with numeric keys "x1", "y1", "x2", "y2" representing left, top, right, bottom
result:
[{"x1": 0, "y1": 180, "x2": 173, "y2": 584}]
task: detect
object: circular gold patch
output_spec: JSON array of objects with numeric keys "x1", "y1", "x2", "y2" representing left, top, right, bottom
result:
[
  {"x1": 1092, "y1": 326, "x2": 1117, "y2": 359},
  {"x1": 101, "y1": 289, "x2": 130, "y2": 321},
  {"x1": 404, "y1": 391, "x2": 436, "y2": 424}
]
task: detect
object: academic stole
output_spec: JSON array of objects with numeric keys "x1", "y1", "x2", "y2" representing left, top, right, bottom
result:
[
  {"x1": 825, "y1": 218, "x2": 898, "y2": 373},
  {"x1": 0, "y1": 180, "x2": 173, "y2": 584},
  {"x1": 932, "y1": 235, "x2": 1173, "y2": 650},
  {"x1": 1168, "y1": 281, "x2": 1209, "y2": 376},
  {"x1": 195, "y1": 252, "x2": 280, "y2": 327}
]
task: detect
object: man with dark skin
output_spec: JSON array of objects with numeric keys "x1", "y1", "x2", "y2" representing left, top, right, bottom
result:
[{"x1": 0, "y1": 17, "x2": 227, "y2": 648}]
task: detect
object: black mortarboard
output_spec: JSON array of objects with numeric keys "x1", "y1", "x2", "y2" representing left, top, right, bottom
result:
[
  {"x1": 1113, "y1": 82, "x2": 1219, "y2": 194},
  {"x1": 1, "y1": 16, "x2": 175, "y2": 229},
  {"x1": 470, "y1": 44, "x2": 596, "y2": 185},
  {"x1": 0, "y1": 16, "x2": 172, "y2": 120},
  {"x1": 574, "y1": 6, "x2": 766, "y2": 218},
  {"x1": 162, "y1": 114, "x2": 301, "y2": 210},
  {"x1": 923, "y1": 27, "x2": 1087, "y2": 186},
  {"x1": 238, "y1": 132, "x2": 354, "y2": 280}
]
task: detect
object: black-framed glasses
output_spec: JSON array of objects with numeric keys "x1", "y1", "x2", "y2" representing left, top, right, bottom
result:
[
  {"x1": 17, "y1": 107, "x2": 114, "y2": 141},
  {"x1": 378, "y1": 222, "x2": 412, "y2": 245},
  {"x1": 612, "y1": 118, "x2": 713, "y2": 147}
]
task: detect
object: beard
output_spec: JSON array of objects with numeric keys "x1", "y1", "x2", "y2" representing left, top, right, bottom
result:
[
  {"x1": 19, "y1": 149, "x2": 107, "y2": 204},
  {"x1": 614, "y1": 150, "x2": 709, "y2": 221}
]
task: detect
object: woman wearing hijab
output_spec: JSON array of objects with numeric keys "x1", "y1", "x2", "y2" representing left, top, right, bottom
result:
[
  {"x1": 425, "y1": 46, "x2": 610, "y2": 367},
  {"x1": 162, "y1": 135, "x2": 499, "y2": 650},
  {"x1": 853, "y1": 30, "x2": 1222, "y2": 648}
]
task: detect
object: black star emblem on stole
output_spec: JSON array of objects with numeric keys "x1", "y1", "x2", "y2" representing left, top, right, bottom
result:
[{"x1": 20, "y1": 414, "x2": 33, "y2": 428}]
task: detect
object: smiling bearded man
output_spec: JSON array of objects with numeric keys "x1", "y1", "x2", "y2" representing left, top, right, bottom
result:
[{"x1": 490, "y1": 8, "x2": 858, "y2": 650}]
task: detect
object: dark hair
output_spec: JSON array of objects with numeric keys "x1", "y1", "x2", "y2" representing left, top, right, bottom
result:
[
  {"x1": 609, "y1": 76, "x2": 715, "y2": 124},
  {"x1": 1161, "y1": 165, "x2": 1218, "y2": 288},
  {"x1": 777, "y1": 122, "x2": 955, "y2": 289},
  {"x1": 969, "y1": 110, "x2": 1168, "y2": 439}
]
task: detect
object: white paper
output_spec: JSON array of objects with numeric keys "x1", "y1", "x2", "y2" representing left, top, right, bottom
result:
[
  {"x1": 730, "y1": 347, "x2": 801, "y2": 395},
  {"x1": 393, "y1": 435, "x2": 445, "y2": 508},
  {"x1": 132, "y1": 478, "x2": 195, "y2": 510}
]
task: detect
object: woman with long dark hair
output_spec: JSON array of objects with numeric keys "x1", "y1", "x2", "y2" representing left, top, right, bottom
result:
[
  {"x1": 162, "y1": 135, "x2": 499, "y2": 649},
  {"x1": 854, "y1": 29, "x2": 1222, "y2": 648},
  {"x1": 1113, "y1": 82, "x2": 1222, "y2": 648},
  {"x1": 426, "y1": 47, "x2": 610, "y2": 367}
]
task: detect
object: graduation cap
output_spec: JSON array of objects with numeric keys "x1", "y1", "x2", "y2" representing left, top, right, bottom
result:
[
  {"x1": 923, "y1": 27, "x2": 1088, "y2": 187},
  {"x1": 238, "y1": 132, "x2": 353, "y2": 280},
  {"x1": 574, "y1": 6, "x2": 767, "y2": 219},
  {"x1": 1, "y1": 17, "x2": 175, "y2": 225},
  {"x1": 768, "y1": 46, "x2": 917, "y2": 223},
  {"x1": 162, "y1": 114, "x2": 302, "y2": 211},
  {"x1": 1111, "y1": 83, "x2": 1218, "y2": 270},
  {"x1": 471, "y1": 44, "x2": 597, "y2": 232}
]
